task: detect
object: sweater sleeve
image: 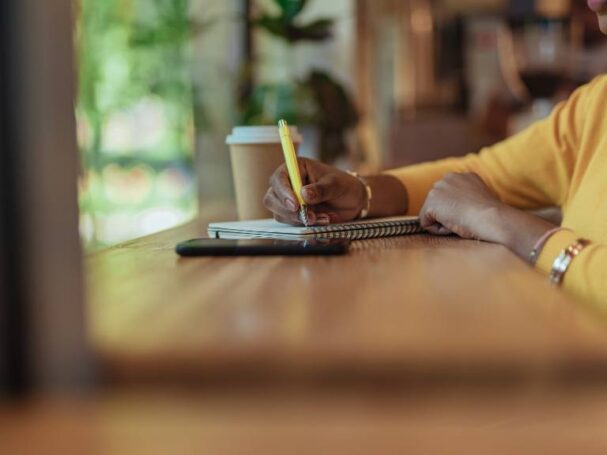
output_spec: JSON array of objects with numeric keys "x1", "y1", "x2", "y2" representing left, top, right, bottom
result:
[
  {"x1": 536, "y1": 230, "x2": 607, "y2": 311},
  {"x1": 385, "y1": 79, "x2": 591, "y2": 215}
]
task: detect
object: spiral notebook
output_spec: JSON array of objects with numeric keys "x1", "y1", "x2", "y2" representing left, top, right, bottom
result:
[{"x1": 208, "y1": 216, "x2": 422, "y2": 240}]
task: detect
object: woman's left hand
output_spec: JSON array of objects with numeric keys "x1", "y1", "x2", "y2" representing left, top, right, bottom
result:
[
  {"x1": 419, "y1": 172, "x2": 511, "y2": 243},
  {"x1": 419, "y1": 172, "x2": 556, "y2": 260}
]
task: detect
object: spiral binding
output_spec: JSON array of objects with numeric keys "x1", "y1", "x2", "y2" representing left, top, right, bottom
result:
[{"x1": 309, "y1": 219, "x2": 423, "y2": 240}]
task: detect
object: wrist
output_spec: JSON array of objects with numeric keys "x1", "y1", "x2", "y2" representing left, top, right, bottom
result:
[
  {"x1": 469, "y1": 204, "x2": 513, "y2": 246},
  {"x1": 490, "y1": 205, "x2": 557, "y2": 260},
  {"x1": 489, "y1": 205, "x2": 520, "y2": 247},
  {"x1": 347, "y1": 171, "x2": 372, "y2": 219},
  {"x1": 364, "y1": 174, "x2": 408, "y2": 218}
]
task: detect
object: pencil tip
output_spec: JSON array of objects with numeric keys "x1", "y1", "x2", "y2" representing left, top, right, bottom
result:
[{"x1": 300, "y1": 207, "x2": 309, "y2": 226}]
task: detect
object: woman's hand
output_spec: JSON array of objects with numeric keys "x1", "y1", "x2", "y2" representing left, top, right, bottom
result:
[
  {"x1": 263, "y1": 158, "x2": 367, "y2": 225},
  {"x1": 419, "y1": 173, "x2": 506, "y2": 241},
  {"x1": 419, "y1": 172, "x2": 556, "y2": 261}
]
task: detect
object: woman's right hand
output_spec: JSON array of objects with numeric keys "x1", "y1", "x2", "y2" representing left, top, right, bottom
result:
[{"x1": 263, "y1": 158, "x2": 367, "y2": 226}]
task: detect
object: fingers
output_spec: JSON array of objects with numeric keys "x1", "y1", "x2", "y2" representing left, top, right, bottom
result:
[
  {"x1": 424, "y1": 223, "x2": 453, "y2": 236},
  {"x1": 419, "y1": 200, "x2": 436, "y2": 231},
  {"x1": 270, "y1": 158, "x2": 342, "y2": 206},
  {"x1": 266, "y1": 158, "x2": 339, "y2": 226},
  {"x1": 419, "y1": 197, "x2": 451, "y2": 236},
  {"x1": 423, "y1": 223, "x2": 441, "y2": 235},
  {"x1": 437, "y1": 225, "x2": 453, "y2": 235},
  {"x1": 263, "y1": 188, "x2": 329, "y2": 226},
  {"x1": 269, "y1": 165, "x2": 299, "y2": 211},
  {"x1": 263, "y1": 188, "x2": 302, "y2": 225},
  {"x1": 301, "y1": 174, "x2": 342, "y2": 205}
]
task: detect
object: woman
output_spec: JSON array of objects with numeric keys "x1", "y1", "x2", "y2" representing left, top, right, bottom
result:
[{"x1": 264, "y1": 1, "x2": 607, "y2": 308}]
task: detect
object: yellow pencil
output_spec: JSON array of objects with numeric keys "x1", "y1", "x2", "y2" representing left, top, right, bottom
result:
[{"x1": 278, "y1": 119, "x2": 308, "y2": 226}]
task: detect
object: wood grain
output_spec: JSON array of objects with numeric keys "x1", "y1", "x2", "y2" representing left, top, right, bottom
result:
[
  {"x1": 4, "y1": 387, "x2": 607, "y2": 454},
  {"x1": 87, "y1": 217, "x2": 607, "y2": 383}
]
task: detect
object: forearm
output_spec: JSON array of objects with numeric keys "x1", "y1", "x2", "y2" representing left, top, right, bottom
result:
[
  {"x1": 492, "y1": 206, "x2": 556, "y2": 263},
  {"x1": 365, "y1": 170, "x2": 558, "y2": 264},
  {"x1": 365, "y1": 174, "x2": 409, "y2": 218}
]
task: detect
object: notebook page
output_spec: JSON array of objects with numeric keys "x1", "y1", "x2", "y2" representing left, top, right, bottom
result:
[
  {"x1": 208, "y1": 219, "x2": 315, "y2": 235},
  {"x1": 208, "y1": 216, "x2": 420, "y2": 235}
]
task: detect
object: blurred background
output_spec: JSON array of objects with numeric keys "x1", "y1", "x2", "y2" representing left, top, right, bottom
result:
[
  {"x1": 74, "y1": 0, "x2": 607, "y2": 249},
  {"x1": 4, "y1": 0, "x2": 607, "y2": 450}
]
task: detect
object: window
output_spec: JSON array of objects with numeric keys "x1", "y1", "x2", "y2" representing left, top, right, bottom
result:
[{"x1": 75, "y1": 0, "x2": 197, "y2": 249}]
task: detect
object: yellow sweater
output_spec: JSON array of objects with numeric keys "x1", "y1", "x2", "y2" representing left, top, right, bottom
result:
[{"x1": 387, "y1": 75, "x2": 607, "y2": 310}]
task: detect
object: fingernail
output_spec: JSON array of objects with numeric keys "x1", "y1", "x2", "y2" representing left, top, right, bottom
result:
[
  {"x1": 316, "y1": 213, "x2": 330, "y2": 225},
  {"x1": 285, "y1": 199, "x2": 298, "y2": 211},
  {"x1": 306, "y1": 210, "x2": 317, "y2": 224},
  {"x1": 302, "y1": 188, "x2": 315, "y2": 201}
]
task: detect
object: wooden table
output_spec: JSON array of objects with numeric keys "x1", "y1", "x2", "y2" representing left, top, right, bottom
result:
[
  {"x1": 87, "y1": 215, "x2": 607, "y2": 384},
  {"x1": 4, "y1": 386, "x2": 607, "y2": 453},
  {"x1": 6, "y1": 216, "x2": 607, "y2": 453}
]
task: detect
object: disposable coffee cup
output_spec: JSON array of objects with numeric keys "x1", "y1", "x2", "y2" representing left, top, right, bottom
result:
[{"x1": 226, "y1": 126, "x2": 303, "y2": 220}]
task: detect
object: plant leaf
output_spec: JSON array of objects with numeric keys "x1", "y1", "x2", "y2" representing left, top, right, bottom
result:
[
  {"x1": 271, "y1": 0, "x2": 307, "y2": 21},
  {"x1": 287, "y1": 18, "x2": 333, "y2": 42},
  {"x1": 251, "y1": 15, "x2": 289, "y2": 39}
]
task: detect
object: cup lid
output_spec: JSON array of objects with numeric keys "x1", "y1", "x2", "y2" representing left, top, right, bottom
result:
[{"x1": 226, "y1": 125, "x2": 302, "y2": 145}]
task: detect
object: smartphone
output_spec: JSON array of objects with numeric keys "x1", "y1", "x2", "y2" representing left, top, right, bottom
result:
[{"x1": 175, "y1": 238, "x2": 350, "y2": 257}]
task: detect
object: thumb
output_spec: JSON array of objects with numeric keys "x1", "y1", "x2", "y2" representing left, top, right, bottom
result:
[
  {"x1": 419, "y1": 203, "x2": 438, "y2": 229},
  {"x1": 301, "y1": 174, "x2": 341, "y2": 205}
]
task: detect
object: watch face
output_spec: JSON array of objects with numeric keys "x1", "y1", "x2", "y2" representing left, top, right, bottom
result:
[{"x1": 555, "y1": 254, "x2": 570, "y2": 272}]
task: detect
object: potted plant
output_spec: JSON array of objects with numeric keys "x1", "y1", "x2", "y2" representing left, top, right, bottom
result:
[{"x1": 241, "y1": 0, "x2": 359, "y2": 164}]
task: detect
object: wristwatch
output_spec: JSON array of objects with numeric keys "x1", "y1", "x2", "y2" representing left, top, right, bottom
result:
[{"x1": 549, "y1": 239, "x2": 590, "y2": 285}]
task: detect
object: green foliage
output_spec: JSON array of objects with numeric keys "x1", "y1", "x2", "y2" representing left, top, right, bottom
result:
[
  {"x1": 130, "y1": 0, "x2": 192, "y2": 45},
  {"x1": 305, "y1": 70, "x2": 358, "y2": 131},
  {"x1": 272, "y1": 0, "x2": 308, "y2": 21},
  {"x1": 244, "y1": 0, "x2": 358, "y2": 163},
  {"x1": 305, "y1": 70, "x2": 359, "y2": 163},
  {"x1": 241, "y1": 82, "x2": 314, "y2": 126},
  {"x1": 77, "y1": 0, "x2": 196, "y2": 163},
  {"x1": 242, "y1": 69, "x2": 358, "y2": 162},
  {"x1": 252, "y1": 0, "x2": 333, "y2": 43},
  {"x1": 76, "y1": 0, "x2": 198, "y2": 248}
]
